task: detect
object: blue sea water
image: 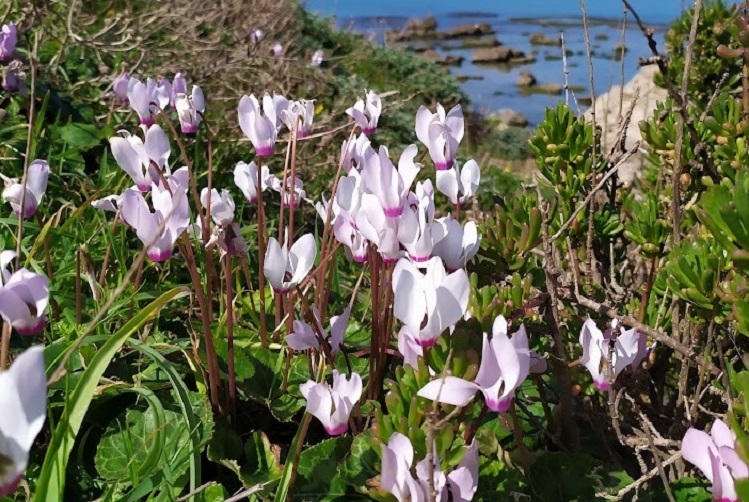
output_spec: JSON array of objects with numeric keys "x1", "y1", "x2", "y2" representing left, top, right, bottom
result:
[{"x1": 305, "y1": 0, "x2": 743, "y2": 125}]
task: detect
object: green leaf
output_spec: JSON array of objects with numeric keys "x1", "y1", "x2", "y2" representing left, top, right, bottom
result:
[
  {"x1": 295, "y1": 436, "x2": 353, "y2": 500},
  {"x1": 94, "y1": 387, "x2": 166, "y2": 483},
  {"x1": 528, "y1": 452, "x2": 633, "y2": 501},
  {"x1": 338, "y1": 430, "x2": 380, "y2": 493},
  {"x1": 33, "y1": 286, "x2": 189, "y2": 502}
]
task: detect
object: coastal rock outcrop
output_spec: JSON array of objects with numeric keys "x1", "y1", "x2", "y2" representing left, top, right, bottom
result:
[
  {"x1": 516, "y1": 71, "x2": 537, "y2": 87},
  {"x1": 529, "y1": 33, "x2": 561, "y2": 46},
  {"x1": 584, "y1": 65, "x2": 668, "y2": 184},
  {"x1": 471, "y1": 46, "x2": 529, "y2": 64}
]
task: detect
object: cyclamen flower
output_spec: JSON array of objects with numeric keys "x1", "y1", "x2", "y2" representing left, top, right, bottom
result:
[
  {"x1": 2, "y1": 62, "x2": 24, "y2": 93},
  {"x1": 380, "y1": 433, "x2": 479, "y2": 502},
  {"x1": 109, "y1": 125, "x2": 170, "y2": 192},
  {"x1": 234, "y1": 161, "x2": 272, "y2": 204},
  {"x1": 287, "y1": 305, "x2": 350, "y2": 354},
  {"x1": 431, "y1": 217, "x2": 480, "y2": 271},
  {"x1": 0, "y1": 23, "x2": 17, "y2": 61},
  {"x1": 579, "y1": 318, "x2": 647, "y2": 391},
  {"x1": 200, "y1": 187, "x2": 235, "y2": 226},
  {"x1": 272, "y1": 42, "x2": 283, "y2": 58},
  {"x1": 415, "y1": 104, "x2": 464, "y2": 170},
  {"x1": 175, "y1": 86, "x2": 205, "y2": 134},
  {"x1": 120, "y1": 167, "x2": 190, "y2": 262},
  {"x1": 398, "y1": 187, "x2": 447, "y2": 265},
  {"x1": 300, "y1": 370, "x2": 362, "y2": 435},
  {"x1": 361, "y1": 144, "x2": 421, "y2": 218},
  {"x1": 0, "y1": 346, "x2": 47, "y2": 496},
  {"x1": 436, "y1": 159, "x2": 480, "y2": 206},
  {"x1": 264, "y1": 232, "x2": 317, "y2": 293},
  {"x1": 270, "y1": 175, "x2": 305, "y2": 209},
  {"x1": 356, "y1": 195, "x2": 401, "y2": 262},
  {"x1": 171, "y1": 73, "x2": 187, "y2": 106},
  {"x1": 281, "y1": 99, "x2": 315, "y2": 137},
  {"x1": 346, "y1": 90, "x2": 382, "y2": 136},
  {"x1": 341, "y1": 133, "x2": 373, "y2": 173},
  {"x1": 311, "y1": 50, "x2": 324, "y2": 67},
  {"x1": 112, "y1": 71, "x2": 131, "y2": 102},
  {"x1": 682, "y1": 419, "x2": 749, "y2": 502},
  {"x1": 238, "y1": 93, "x2": 280, "y2": 156},
  {"x1": 418, "y1": 316, "x2": 530, "y2": 412},
  {"x1": 334, "y1": 216, "x2": 368, "y2": 263},
  {"x1": 392, "y1": 256, "x2": 470, "y2": 348},
  {"x1": 250, "y1": 28, "x2": 265, "y2": 44},
  {"x1": 0, "y1": 251, "x2": 49, "y2": 336},
  {"x1": 1, "y1": 160, "x2": 50, "y2": 218},
  {"x1": 398, "y1": 326, "x2": 423, "y2": 370},
  {"x1": 127, "y1": 77, "x2": 170, "y2": 126}
]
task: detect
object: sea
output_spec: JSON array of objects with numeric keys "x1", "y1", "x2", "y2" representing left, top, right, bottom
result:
[{"x1": 306, "y1": 0, "x2": 743, "y2": 125}]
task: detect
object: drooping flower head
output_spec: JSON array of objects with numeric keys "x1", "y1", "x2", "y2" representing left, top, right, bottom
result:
[
  {"x1": 287, "y1": 305, "x2": 350, "y2": 355},
  {"x1": 272, "y1": 42, "x2": 283, "y2": 58},
  {"x1": 234, "y1": 161, "x2": 272, "y2": 204},
  {"x1": 418, "y1": 316, "x2": 531, "y2": 413},
  {"x1": 175, "y1": 85, "x2": 205, "y2": 134},
  {"x1": 120, "y1": 167, "x2": 190, "y2": 262},
  {"x1": 682, "y1": 419, "x2": 749, "y2": 502},
  {"x1": 264, "y1": 232, "x2": 317, "y2": 294},
  {"x1": 436, "y1": 158, "x2": 480, "y2": 206},
  {"x1": 346, "y1": 90, "x2": 382, "y2": 136},
  {"x1": 415, "y1": 104, "x2": 464, "y2": 171},
  {"x1": 238, "y1": 93, "x2": 281, "y2": 156},
  {"x1": 392, "y1": 256, "x2": 470, "y2": 348},
  {"x1": 0, "y1": 346, "x2": 47, "y2": 496},
  {"x1": 109, "y1": 125, "x2": 171, "y2": 192},
  {"x1": 0, "y1": 251, "x2": 49, "y2": 336},
  {"x1": 112, "y1": 71, "x2": 131, "y2": 102},
  {"x1": 1, "y1": 160, "x2": 50, "y2": 219},
  {"x1": 2, "y1": 61, "x2": 24, "y2": 93},
  {"x1": 0, "y1": 23, "x2": 17, "y2": 61},
  {"x1": 300, "y1": 370, "x2": 362, "y2": 435}
]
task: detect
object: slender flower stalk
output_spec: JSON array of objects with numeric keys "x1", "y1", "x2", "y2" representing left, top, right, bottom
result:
[
  {"x1": 223, "y1": 253, "x2": 237, "y2": 419},
  {"x1": 257, "y1": 156, "x2": 268, "y2": 346}
]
